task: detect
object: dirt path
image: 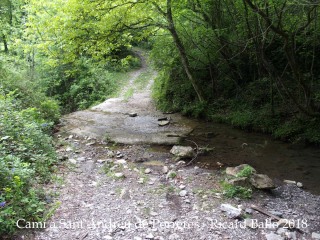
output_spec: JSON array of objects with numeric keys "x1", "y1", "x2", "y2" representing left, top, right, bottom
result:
[
  {"x1": 20, "y1": 54, "x2": 320, "y2": 240},
  {"x1": 59, "y1": 51, "x2": 194, "y2": 145}
]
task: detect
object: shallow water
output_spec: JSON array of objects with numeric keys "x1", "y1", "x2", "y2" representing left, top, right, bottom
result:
[{"x1": 184, "y1": 121, "x2": 320, "y2": 195}]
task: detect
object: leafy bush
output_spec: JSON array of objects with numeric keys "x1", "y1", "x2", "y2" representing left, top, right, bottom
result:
[
  {"x1": 236, "y1": 166, "x2": 255, "y2": 178},
  {"x1": 221, "y1": 182, "x2": 252, "y2": 199},
  {"x1": 0, "y1": 94, "x2": 57, "y2": 235}
]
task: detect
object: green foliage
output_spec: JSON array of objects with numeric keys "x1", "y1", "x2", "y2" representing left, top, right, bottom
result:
[
  {"x1": 236, "y1": 166, "x2": 255, "y2": 178},
  {"x1": 221, "y1": 182, "x2": 252, "y2": 199},
  {"x1": 0, "y1": 94, "x2": 57, "y2": 235}
]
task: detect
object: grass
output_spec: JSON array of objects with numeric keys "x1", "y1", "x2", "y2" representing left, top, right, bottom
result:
[
  {"x1": 134, "y1": 68, "x2": 155, "y2": 90},
  {"x1": 123, "y1": 87, "x2": 134, "y2": 101}
]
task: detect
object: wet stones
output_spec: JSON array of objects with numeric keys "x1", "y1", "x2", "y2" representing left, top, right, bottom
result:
[
  {"x1": 226, "y1": 164, "x2": 257, "y2": 177},
  {"x1": 226, "y1": 164, "x2": 276, "y2": 190},
  {"x1": 220, "y1": 204, "x2": 242, "y2": 219},
  {"x1": 250, "y1": 174, "x2": 275, "y2": 190},
  {"x1": 170, "y1": 146, "x2": 195, "y2": 159}
]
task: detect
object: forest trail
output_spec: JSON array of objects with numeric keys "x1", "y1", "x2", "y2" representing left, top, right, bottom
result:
[
  {"x1": 59, "y1": 51, "x2": 194, "y2": 145},
  {"x1": 21, "y1": 52, "x2": 320, "y2": 240}
]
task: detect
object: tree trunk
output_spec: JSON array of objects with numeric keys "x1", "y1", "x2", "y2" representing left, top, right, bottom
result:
[
  {"x1": 3, "y1": 35, "x2": 8, "y2": 53},
  {"x1": 166, "y1": 0, "x2": 205, "y2": 102}
]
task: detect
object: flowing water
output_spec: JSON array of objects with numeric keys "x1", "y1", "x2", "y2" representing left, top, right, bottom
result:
[{"x1": 182, "y1": 120, "x2": 320, "y2": 195}]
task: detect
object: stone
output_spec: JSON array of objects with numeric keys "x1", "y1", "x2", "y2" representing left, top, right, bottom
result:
[
  {"x1": 179, "y1": 190, "x2": 188, "y2": 197},
  {"x1": 115, "y1": 159, "x2": 127, "y2": 165},
  {"x1": 225, "y1": 164, "x2": 256, "y2": 177},
  {"x1": 176, "y1": 160, "x2": 186, "y2": 166},
  {"x1": 59, "y1": 155, "x2": 68, "y2": 161},
  {"x1": 244, "y1": 219, "x2": 258, "y2": 229},
  {"x1": 276, "y1": 228, "x2": 289, "y2": 236},
  {"x1": 66, "y1": 147, "x2": 73, "y2": 152},
  {"x1": 284, "y1": 180, "x2": 296, "y2": 184},
  {"x1": 138, "y1": 178, "x2": 144, "y2": 184},
  {"x1": 114, "y1": 172, "x2": 125, "y2": 178},
  {"x1": 168, "y1": 233, "x2": 180, "y2": 240},
  {"x1": 220, "y1": 204, "x2": 242, "y2": 219},
  {"x1": 77, "y1": 157, "x2": 86, "y2": 162},
  {"x1": 162, "y1": 166, "x2": 169, "y2": 174},
  {"x1": 107, "y1": 151, "x2": 115, "y2": 158},
  {"x1": 86, "y1": 142, "x2": 95, "y2": 146},
  {"x1": 228, "y1": 177, "x2": 249, "y2": 187},
  {"x1": 134, "y1": 237, "x2": 142, "y2": 240},
  {"x1": 170, "y1": 146, "x2": 195, "y2": 159},
  {"x1": 129, "y1": 113, "x2": 138, "y2": 117},
  {"x1": 270, "y1": 211, "x2": 283, "y2": 218},
  {"x1": 68, "y1": 159, "x2": 77, "y2": 164},
  {"x1": 249, "y1": 174, "x2": 275, "y2": 189},
  {"x1": 245, "y1": 208, "x2": 253, "y2": 214},
  {"x1": 145, "y1": 168, "x2": 152, "y2": 174},
  {"x1": 120, "y1": 188, "x2": 130, "y2": 199},
  {"x1": 312, "y1": 232, "x2": 320, "y2": 239},
  {"x1": 145, "y1": 233, "x2": 154, "y2": 239},
  {"x1": 285, "y1": 232, "x2": 297, "y2": 240},
  {"x1": 265, "y1": 232, "x2": 285, "y2": 240},
  {"x1": 179, "y1": 185, "x2": 186, "y2": 190},
  {"x1": 158, "y1": 120, "x2": 170, "y2": 126},
  {"x1": 296, "y1": 182, "x2": 303, "y2": 188},
  {"x1": 103, "y1": 236, "x2": 113, "y2": 240}
]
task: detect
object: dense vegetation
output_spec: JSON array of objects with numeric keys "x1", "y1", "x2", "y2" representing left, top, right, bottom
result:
[{"x1": 0, "y1": 0, "x2": 320, "y2": 235}]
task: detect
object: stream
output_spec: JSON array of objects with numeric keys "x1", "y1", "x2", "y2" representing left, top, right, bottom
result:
[{"x1": 183, "y1": 120, "x2": 320, "y2": 195}]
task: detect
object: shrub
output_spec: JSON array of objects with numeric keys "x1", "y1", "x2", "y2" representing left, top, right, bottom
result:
[
  {"x1": 221, "y1": 182, "x2": 252, "y2": 199},
  {"x1": 236, "y1": 165, "x2": 255, "y2": 178},
  {"x1": 0, "y1": 93, "x2": 57, "y2": 235}
]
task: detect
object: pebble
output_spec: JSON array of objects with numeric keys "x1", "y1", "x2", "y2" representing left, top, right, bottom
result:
[
  {"x1": 168, "y1": 233, "x2": 180, "y2": 240},
  {"x1": 220, "y1": 204, "x2": 242, "y2": 219},
  {"x1": 150, "y1": 211, "x2": 158, "y2": 216},
  {"x1": 145, "y1": 168, "x2": 152, "y2": 174},
  {"x1": 244, "y1": 219, "x2": 258, "y2": 229},
  {"x1": 103, "y1": 236, "x2": 113, "y2": 240},
  {"x1": 284, "y1": 180, "x2": 296, "y2": 184},
  {"x1": 129, "y1": 113, "x2": 138, "y2": 117},
  {"x1": 265, "y1": 232, "x2": 284, "y2": 240},
  {"x1": 179, "y1": 190, "x2": 188, "y2": 197},
  {"x1": 138, "y1": 178, "x2": 144, "y2": 184},
  {"x1": 296, "y1": 182, "x2": 303, "y2": 188},
  {"x1": 312, "y1": 232, "x2": 320, "y2": 239},
  {"x1": 66, "y1": 147, "x2": 73, "y2": 152},
  {"x1": 134, "y1": 237, "x2": 142, "y2": 240},
  {"x1": 115, "y1": 159, "x2": 127, "y2": 165},
  {"x1": 270, "y1": 211, "x2": 283, "y2": 217},
  {"x1": 77, "y1": 157, "x2": 86, "y2": 162},
  {"x1": 114, "y1": 173, "x2": 125, "y2": 178},
  {"x1": 162, "y1": 166, "x2": 169, "y2": 174},
  {"x1": 68, "y1": 159, "x2": 77, "y2": 164},
  {"x1": 245, "y1": 208, "x2": 253, "y2": 214},
  {"x1": 145, "y1": 233, "x2": 154, "y2": 239}
]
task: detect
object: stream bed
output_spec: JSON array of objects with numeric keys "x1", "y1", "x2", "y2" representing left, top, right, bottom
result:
[{"x1": 183, "y1": 121, "x2": 320, "y2": 195}]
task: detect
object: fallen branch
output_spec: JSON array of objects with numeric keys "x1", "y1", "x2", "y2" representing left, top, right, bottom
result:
[
  {"x1": 185, "y1": 139, "x2": 199, "y2": 166},
  {"x1": 251, "y1": 204, "x2": 306, "y2": 234},
  {"x1": 250, "y1": 204, "x2": 281, "y2": 221}
]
